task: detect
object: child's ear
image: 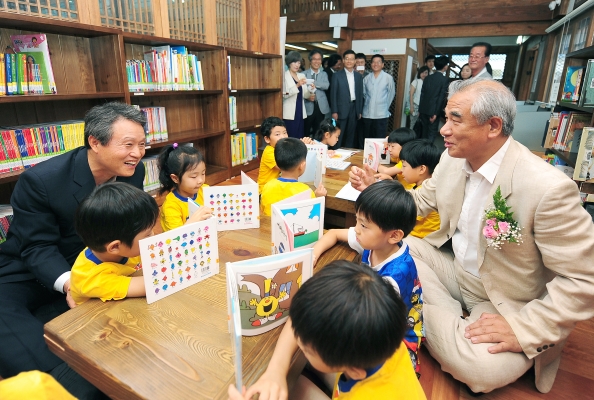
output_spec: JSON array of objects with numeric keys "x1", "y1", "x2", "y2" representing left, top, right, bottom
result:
[
  {"x1": 264, "y1": 136, "x2": 271, "y2": 144},
  {"x1": 298, "y1": 160, "x2": 307, "y2": 174},
  {"x1": 344, "y1": 366, "x2": 367, "y2": 381},
  {"x1": 419, "y1": 165, "x2": 428, "y2": 175},
  {"x1": 170, "y1": 173, "x2": 180, "y2": 184},
  {"x1": 388, "y1": 229, "x2": 405, "y2": 244},
  {"x1": 105, "y1": 240, "x2": 123, "y2": 254}
]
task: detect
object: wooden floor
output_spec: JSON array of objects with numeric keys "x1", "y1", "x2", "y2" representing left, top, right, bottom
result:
[{"x1": 224, "y1": 169, "x2": 594, "y2": 400}]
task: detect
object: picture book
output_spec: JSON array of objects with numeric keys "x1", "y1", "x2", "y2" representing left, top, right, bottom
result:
[
  {"x1": 202, "y1": 171, "x2": 260, "y2": 231},
  {"x1": 226, "y1": 268, "x2": 243, "y2": 390},
  {"x1": 363, "y1": 138, "x2": 389, "y2": 171},
  {"x1": 298, "y1": 143, "x2": 325, "y2": 187},
  {"x1": 226, "y1": 248, "x2": 313, "y2": 336},
  {"x1": 580, "y1": 60, "x2": 594, "y2": 107},
  {"x1": 558, "y1": 113, "x2": 590, "y2": 151},
  {"x1": 139, "y1": 218, "x2": 219, "y2": 304},
  {"x1": 574, "y1": 126, "x2": 594, "y2": 182},
  {"x1": 561, "y1": 66, "x2": 584, "y2": 102},
  {"x1": 11, "y1": 34, "x2": 57, "y2": 94},
  {"x1": 335, "y1": 182, "x2": 362, "y2": 202},
  {"x1": 271, "y1": 197, "x2": 325, "y2": 254}
]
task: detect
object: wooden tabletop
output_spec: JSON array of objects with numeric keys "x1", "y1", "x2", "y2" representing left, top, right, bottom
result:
[{"x1": 44, "y1": 217, "x2": 357, "y2": 400}]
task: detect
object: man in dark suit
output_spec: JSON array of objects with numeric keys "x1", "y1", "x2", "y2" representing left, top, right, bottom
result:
[
  {"x1": 0, "y1": 102, "x2": 147, "y2": 399},
  {"x1": 331, "y1": 50, "x2": 363, "y2": 149},
  {"x1": 324, "y1": 53, "x2": 342, "y2": 112},
  {"x1": 418, "y1": 56, "x2": 450, "y2": 143}
]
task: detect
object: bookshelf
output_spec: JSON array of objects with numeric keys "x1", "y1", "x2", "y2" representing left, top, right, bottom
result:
[
  {"x1": 226, "y1": 48, "x2": 282, "y2": 178},
  {"x1": 0, "y1": 11, "x2": 284, "y2": 203}
]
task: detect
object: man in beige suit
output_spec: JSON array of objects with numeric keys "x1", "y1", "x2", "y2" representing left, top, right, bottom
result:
[{"x1": 350, "y1": 79, "x2": 594, "y2": 394}]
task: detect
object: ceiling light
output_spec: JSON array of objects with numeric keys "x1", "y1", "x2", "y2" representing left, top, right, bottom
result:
[
  {"x1": 285, "y1": 44, "x2": 307, "y2": 51},
  {"x1": 322, "y1": 41, "x2": 338, "y2": 48}
]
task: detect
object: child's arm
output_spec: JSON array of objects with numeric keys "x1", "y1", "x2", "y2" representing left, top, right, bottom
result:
[
  {"x1": 186, "y1": 206, "x2": 213, "y2": 224},
  {"x1": 314, "y1": 182, "x2": 327, "y2": 197},
  {"x1": 126, "y1": 276, "x2": 146, "y2": 297},
  {"x1": 373, "y1": 173, "x2": 393, "y2": 181},
  {"x1": 312, "y1": 229, "x2": 348, "y2": 265},
  {"x1": 244, "y1": 318, "x2": 299, "y2": 400},
  {"x1": 377, "y1": 165, "x2": 402, "y2": 177}
]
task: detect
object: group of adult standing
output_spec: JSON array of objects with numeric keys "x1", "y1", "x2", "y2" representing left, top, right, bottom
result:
[{"x1": 282, "y1": 49, "x2": 395, "y2": 149}]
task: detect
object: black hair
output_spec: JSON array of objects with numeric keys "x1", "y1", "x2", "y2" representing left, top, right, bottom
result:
[
  {"x1": 274, "y1": 137, "x2": 307, "y2": 171},
  {"x1": 434, "y1": 56, "x2": 449, "y2": 71},
  {"x1": 371, "y1": 54, "x2": 384, "y2": 63},
  {"x1": 355, "y1": 180, "x2": 417, "y2": 237},
  {"x1": 355, "y1": 52, "x2": 367, "y2": 61},
  {"x1": 471, "y1": 42, "x2": 492, "y2": 57},
  {"x1": 399, "y1": 139, "x2": 441, "y2": 174},
  {"x1": 261, "y1": 116, "x2": 285, "y2": 138},
  {"x1": 328, "y1": 54, "x2": 342, "y2": 68},
  {"x1": 416, "y1": 66, "x2": 430, "y2": 79},
  {"x1": 342, "y1": 49, "x2": 356, "y2": 59},
  {"x1": 285, "y1": 51, "x2": 302, "y2": 66},
  {"x1": 84, "y1": 102, "x2": 146, "y2": 148},
  {"x1": 308, "y1": 49, "x2": 323, "y2": 61},
  {"x1": 486, "y1": 62, "x2": 493, "y2": 75},
  {"x1": 157, "y1": 144, "x2": 205, "y2": 195},
  {"x1": 458, "y1": 63, "x2": 471, "y2": 79},
  {"x1": 312, "y1": 118, "x2": 340, "y2": 143},
  {"x1": 424, "y1": 55, "x2": 435, "y2": 63},
  {"x1": 75, "y1": 182, "x2": 159, "y2": 252},
  {"x1": 290, "y1": 260, "x2": 407, "y2": 369},
  {"x1": 387, "y1": 127, "x2": 416, "y2": 145}
]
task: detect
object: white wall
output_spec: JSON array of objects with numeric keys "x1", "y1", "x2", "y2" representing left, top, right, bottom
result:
[
  {"x1": 354, "y1": 0, "x2": 438, "y2": 7},
  {"x1": 352, "y1": 39, "x2": 408, "y2": 55}
]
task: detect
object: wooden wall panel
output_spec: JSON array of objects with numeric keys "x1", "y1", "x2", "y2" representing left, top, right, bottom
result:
[{"x1": 245, "y1": 0, "x2": 280, "y2": 54}]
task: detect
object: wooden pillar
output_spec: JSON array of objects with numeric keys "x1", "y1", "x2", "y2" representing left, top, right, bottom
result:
[
  {"x1": 336, "y1": 28, "x2": 353, "y2": 55},
  {"x1": 203, "y1": 0, "x2": 218, "y2": 45},
  {"x1": 245, "y1": 0, "x2": 280, "y2": 54},
  {"x1": 77, "y1": 2, "x2": 101, "y2": 26},
  {"x1": 153, "y1": 0, "x2": 170, "y2": 38}
]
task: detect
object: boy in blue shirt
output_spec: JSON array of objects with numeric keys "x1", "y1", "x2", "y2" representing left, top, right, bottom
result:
[{"x1": 312, "y1": 180, "x2": 424, "y2": 376}]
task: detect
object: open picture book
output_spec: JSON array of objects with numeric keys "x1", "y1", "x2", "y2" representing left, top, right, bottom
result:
[
  {"x1": 363, "y1": 138, "x2": 390, "y2": 171},
  {"x1": 298, "y1": 143, "x2": 325, "y2": 187},
  {"x1": 271, "y1": 196, "x2": 325, "y2": 254}
]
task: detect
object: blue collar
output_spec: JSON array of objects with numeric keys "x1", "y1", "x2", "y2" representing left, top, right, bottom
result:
[
  {"x1": 277, "y1": 177, "x2": 298, "y2": 183},
  {"x1": 85, "y1": 248, "x2": 128, "y2": 265},
  {"x1": 336, "y1": 361, "x2": 385, "y2": 394},
  {"x1": 173, "y1": 190, "x2": 197, "y2": 202}
]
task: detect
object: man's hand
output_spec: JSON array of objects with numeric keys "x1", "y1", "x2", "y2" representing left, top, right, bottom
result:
[
  {"x1": 64, "y1": 280, "x2": 76, "y2": 309},
  {"x1": 349, "y1": 165, "x2": 375, "y2": 191},
  {"x1": 465, "y1": 313, "x2": 522, "y2": 354},
  {"x1": 314, "y1": 182, "x2": 327, "y2": 197},
  {"x1": 358, "y1": 113, "x2": 362, "y2": 120},
  {"x1": 332, "y1": 113, "x2": 338, "y2": 121},
  {"x1": 430, "y1": 115, "x2": 437, "y2": 123}
]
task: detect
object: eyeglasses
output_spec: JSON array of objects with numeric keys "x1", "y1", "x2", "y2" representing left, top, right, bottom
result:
[{"x1": 469, "y1": 54, "x2": 487, "y2": 60}]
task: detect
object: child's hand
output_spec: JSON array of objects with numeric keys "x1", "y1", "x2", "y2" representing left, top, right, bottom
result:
[
  {"x1": 314, "y1": 182, "x2": 327, "y2": 197},
  {"x1": 377, "y1": 164, "x2": 387, "y2": 174},
  {"x1": 187, "y1": 206, "x2": 213, "y2": 224},
  {"x1": 244, "y1": 370, "x2": 288, "y2": 400},
  {"x1": 374, "y1": 173, "x2": 393, "y2": 181},
  {"x1": 227, "y1": 385, "x2": 247, "y2": 400},
  {"x1": 301, "y1": 137, "x2": 313, "y2": 144},
  {"x1": 327, "y1": 150, "x2": 335, "y2": 157}
]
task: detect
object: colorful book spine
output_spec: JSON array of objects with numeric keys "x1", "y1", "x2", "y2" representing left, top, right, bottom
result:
[{"x1": 0, "y1": 54, "x2": 5, "y2": 96}]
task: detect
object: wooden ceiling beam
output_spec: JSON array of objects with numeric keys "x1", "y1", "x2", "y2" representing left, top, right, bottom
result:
[
  {"x1": 287, "y1": 31, "x2": 334, "y2": 43},
  {"x1": 351, "y1": 0, "x2": 552, "y2": 16}
]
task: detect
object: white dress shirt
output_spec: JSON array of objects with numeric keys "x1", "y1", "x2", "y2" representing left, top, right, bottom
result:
[
  {"x1": 452, "y1": 138, "x2": 511, "y2": 276},
  {"x1": 345, "y1": 68, "x2": 356, "y2": 101}
]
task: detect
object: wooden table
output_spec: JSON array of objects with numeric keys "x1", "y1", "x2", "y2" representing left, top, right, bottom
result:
[
  {"x1": 320, "y1": 152, "x2": 361, "y2": 228},
  {"x1": 44, "y1": 217, "x2": 356, "y2": 400}
]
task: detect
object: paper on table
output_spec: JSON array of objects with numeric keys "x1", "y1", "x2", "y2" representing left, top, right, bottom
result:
[{"x1": 335, "y1": 182, "x2": 361, "y2": 201}]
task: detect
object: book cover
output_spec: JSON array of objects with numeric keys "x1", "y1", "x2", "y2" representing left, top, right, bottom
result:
[
  {"x1": 226, "y1": 267, "x2": 243, "y2": 390},
  {"x1": 298, "y1": 143, "x2": 325, "y2": 188},
  {"x1": 226, "y1": 247, "x2": 313, "y2": 336},
  {"x1": 561, "y1": 66, "x2": 584, "y2": 102},
  {"x1": 271, "y1": 196, "x2": 325, "y2": 254},
  {"x1": 139, "y1": 218, "x2": 220, "y2": 304},
  {"x1": 574, "y1": 127, "x2": 594, "y2": 182},
  {"x1": 580, "y1": 60, "x2": 594, "y2": 107},
  {"x1": 11, "y1": 34, "x2": 57, "y2": 94},
  {"x1": 363, "y1": 138, "x2": 389, "y2": 171},
  {"x1": 202, "y1": 171, "x2": 260, "y2": 231},
  {"x1": 562, "y1": 113, "x2": 590, "y2": 152}
]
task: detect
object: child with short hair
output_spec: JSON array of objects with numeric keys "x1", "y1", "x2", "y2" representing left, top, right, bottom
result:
[
  {"x1": 312, "y1": 180, "x2": 424, "y2": 376},
  {"x1": 312, "y1": 118, "x2": 341, "y2": 157},
  {"x1": 260, "y1": 137, "x2": 327, "y2": 216},
  {"x1": 70, "y1": 182, "x2": 159, "y2": 305},
  {"x1": 257, "y1": 117, "x2": 288, "y2": 194},
  {"x1": 399, "y1": 139, "x2": 441, "y2": 238},
  {"x1": 229, "y1": 260, "x2": 426, "y2": 400},
  {"x1": 158, "y1": 143, "x2": 212, "y2": 232},
  {"x1": 375, "y1": 128, "x2": 417, "y2": 190}
]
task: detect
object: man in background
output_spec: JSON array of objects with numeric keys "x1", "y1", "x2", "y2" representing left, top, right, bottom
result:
[
  {"x1": 304, "y1": 49, "x2": 330, "y2": 137},
  {"x1": 469, "y1": 42, "x2": 493, "y2": 79},
  {"x1": 331, "y1": 50, "x2": 363, "y2": 148},
  {"x1": 355, "y1": 53, "x2": 369, "y2": 78},
  {"x1": 418, "y1": 56, "x2": 449, "y2": 143},
  {"x1": 361, "y1": 54, "x2": 395, "y2": 146},
  {"x1": 324, "y1": 53, "x2": 343, "y2": 113}
]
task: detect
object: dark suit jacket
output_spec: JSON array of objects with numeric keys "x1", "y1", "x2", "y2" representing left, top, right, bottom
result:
[
  {"x1": 330, "y1": 69, "x2": 363, "y2": 119},
  {"x1": 0, "y1": 147, "x2": 145, "y2": 289},
  {"x1": 323, "y1": 67, "x2": 334, "y2": 107},
  {"x1": 418, "y1": 71, "x2": 449, "y2": 117}
]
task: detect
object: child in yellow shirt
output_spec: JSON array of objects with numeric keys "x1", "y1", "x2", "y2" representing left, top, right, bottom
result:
[
  {"x1": 399, "y1": 139, "x2": 441, "y2": 238},
  {"x1": 70, "y1": 182, "x2": 159, "y2": 305},
  {"x1": 261, "y1": 137, "x2": 327, "y2": 216},
  {"x1": 158, "y1": 143, "x2": 212, "y2": 232},
  {"x1": 257, "y1": 117, "x2": 288, "y2": 194},
  {"x1": 375, "y1": 128, "x2": 416, "y2": 190}
]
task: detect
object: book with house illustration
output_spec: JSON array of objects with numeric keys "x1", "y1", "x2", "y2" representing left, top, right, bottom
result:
[
  {"x1": 226, "y1": 248, "x2": 313, "y2": 336},
  {"x1": 202, "y1": 171, "x2": 259, "y2": 231},
  {"x1": 271, "y1": 196, "x2": 324, "y2": 255},
  {"x1": 363, "y1": 138, "x2": 390, "y2": 171},
  {"x1": 139, "y1": 218, "x2": 219, "y2": 304}
]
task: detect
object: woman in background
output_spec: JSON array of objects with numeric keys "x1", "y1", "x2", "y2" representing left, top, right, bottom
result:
[
  {"x1": 459, "y1": 63, "x2": 472, "y2": 80},
  {"x1": 283, "y1": 51, "x2": 310, "y2": 139},
  {"x1": 409, "y1": 66, "x2": 430, "y2": 131}
]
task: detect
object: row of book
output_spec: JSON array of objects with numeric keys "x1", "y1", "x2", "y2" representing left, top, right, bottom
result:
[
  {"x1": 127, "y1": 45, "x2": 204, "y2": 92},
  {"x1": 1, "y1": 34, "x2": 57, "y2": 96},
  {"x1": 231, "y1": 132, "x2": 258, "y2": 166},
  {"x1": 0, "y1": 121, "x2": 85, "y2": 174},
  {"x1": 0, "y1": 205, "x2": 13, "y2": 245},
  {"x1": 544, "y1": 111, "x2": 590, "y2": 152},
  {"x1": 139, "y1": 107, "x2": 169, "y2": 143},
  {"x1": 560, "y1": 61, "x2": 594, "y2": 106},
  {"x1": 142, "y1": 156, "x2": 161, "y2": 193},
  {"x1": 229, "y1": 96, "x2": 237, "y2": 130}
]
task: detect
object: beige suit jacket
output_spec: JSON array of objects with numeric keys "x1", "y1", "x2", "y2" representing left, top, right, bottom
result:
[{"x1": 410, "y1": 138, "x2": 594, "y2": 392}]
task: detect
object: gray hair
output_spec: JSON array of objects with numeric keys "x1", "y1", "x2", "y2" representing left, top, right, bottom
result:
[
  {"x1": 84, "y1": 102, "x2": 146, "y2": 148},
  {"x1": 448, "y1": 78, "x2": 516, "y2": 136},
  {"x1": 285, "y1": 51, "x2": 302, "y2": 66}
]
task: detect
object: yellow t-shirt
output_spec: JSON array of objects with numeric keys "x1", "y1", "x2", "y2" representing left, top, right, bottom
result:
[
  {"x1": 0, "y1": 371, "x2": 76, "y2": 400},
  {"x1": 70, "y1": 248, "x2": 142, "y2": 305},
  {"x1": 257, "y1": 145, "x2": 280, "y2": 194},
  {"x1": 160, "y1": 185, "x2": 208, "y2": 232},
  {"x1": 261, "y1": 178, "x2": 315, "y2": 216},
  {"x1": 410, "y1": 184, "x2": 440, "y2": 239},
  {"x1": 332, "y1": 342, "x2": 426, "y2": 400},
  {"x1": 394, "y1": 160, "x2": 416, "y2": 191}
]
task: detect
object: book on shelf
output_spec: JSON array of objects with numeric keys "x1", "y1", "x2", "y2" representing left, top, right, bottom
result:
[
  {"x1": 229, "y1": 96, "x2": 237, "y2": 130},
  {"x1": 579, "y1": 59, "x2": 594, "y2": 107},
  {"x1": 555, "y1": 112, "x2": 590, "y2": 152},
  {"x1": 227, "y1": 55, "x2": 232, "y2": 90},
  {"x1": 0, "y1": 54, "x2": 5, "y2": 96},
  {"x1": 139, "y1": 107, "x2": 168, "y2": 143},
  {"x1": 0, "y1": 204, "x2": 13, "y2": 245},
  {"x1": 543, "y1": 113, "x2": 560, "y2": 149},
  {"x1": 10, "y1": 34, "x2": 57, "y2": 94},
  {"x1": 142, "y1": 155, "x2": 160, "y2": 192},
  {"x1": 226, "y1": 247, "x2": 313, "y2": 336},
  {"x1": 271, "y1": 196, "x2": 325, "y2": 255},
  {"x1": 140, "y1": 218, "x2": 220, "y2": 304},
  {"x1": 561, "y1": 66, "x2": 585, "y2": 102},
  {"x1": 230, "y1": 132, "x2": 258, "y2": 166},
  {"x1": 574, "y1": 126, "x2": 594, "y2": 182}
]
